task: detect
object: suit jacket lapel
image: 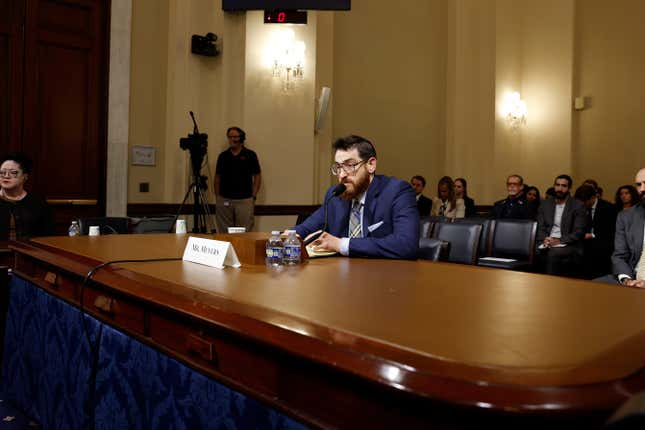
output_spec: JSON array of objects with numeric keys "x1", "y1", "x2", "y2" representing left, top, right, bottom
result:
[
  {"x1": 561, "y1": 196, "x2": 573, "y2": 232},
  {"x1": 363, "y1": 175, "x2": 383, "y2": 236}
]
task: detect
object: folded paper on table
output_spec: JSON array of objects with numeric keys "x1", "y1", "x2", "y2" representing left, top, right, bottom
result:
[
  {"x1": 183, "y1": 236, "x2": 241, "y2": 269},
  {"x1": 479, "y1": 257, "x2": 517, "y2": 263}
]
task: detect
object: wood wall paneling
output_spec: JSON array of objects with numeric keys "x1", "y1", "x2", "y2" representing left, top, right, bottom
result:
[{"x1": 0, "y1": 0, "x2": 24, "y2": 154}]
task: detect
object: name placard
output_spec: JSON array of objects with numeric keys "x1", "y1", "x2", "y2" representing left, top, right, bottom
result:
[{"x1": 182, "y1": 236, "x2": 241, "y2": 269}]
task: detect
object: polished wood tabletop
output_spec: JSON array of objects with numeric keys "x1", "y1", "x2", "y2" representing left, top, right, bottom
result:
[{"x1": 11, "y1": 233, "x2": 645, "y2": 420}]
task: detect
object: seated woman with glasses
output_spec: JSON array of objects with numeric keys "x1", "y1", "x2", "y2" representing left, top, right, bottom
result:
[
  {"x1": 430, "y1": 176, "x2": 465, "y2": 219},
  {"x1": 1, "y1": 153, "x2": 54, "y2": 240}
]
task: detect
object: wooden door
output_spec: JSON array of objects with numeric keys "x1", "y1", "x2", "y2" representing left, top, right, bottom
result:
[
  {"x1": 0, "y1": 0, "x2": 25, "y2": 154},
  {"x1": 3, "y1": 0, "x2": 110, "y2": 232}
]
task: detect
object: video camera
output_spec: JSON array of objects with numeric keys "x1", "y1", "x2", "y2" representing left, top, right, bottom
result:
[{"x1": 179, "y1": 112, "x2": 208, "y2": 187}]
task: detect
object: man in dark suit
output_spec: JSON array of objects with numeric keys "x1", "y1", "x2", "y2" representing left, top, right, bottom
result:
[
  {"x1": 491, "y1": 174, "x2": 534, "y2": 220},
  {"x1": 574, "y1": 184, "x2": 618, "y2": 279},
  {"x1": 536, "y1": 174, "x2": 587, "y2": 277},
  {"x1": 602, "y1": 168, "x2": 645, "y2": 288},
  {"x1": 410, "y1": 175, "x2": 432, "y2": 217},
  {"x1": 295, "y1": 135, "x2": 419, "y2": 259}
]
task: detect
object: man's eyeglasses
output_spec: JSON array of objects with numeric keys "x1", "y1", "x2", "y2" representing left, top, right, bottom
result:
[
  {"x1": 0, "y1": 170, "x2": 21, "y2": 178},
  {"x1": 330, "y1": 160, "x2": 367, "y2": 176},
  {"x1": 227, "y1": 135, "x2": 241, "y2": 139}
]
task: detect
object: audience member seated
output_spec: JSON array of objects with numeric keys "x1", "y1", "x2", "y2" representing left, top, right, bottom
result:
[
  {"x1": 410, "y1": 175, "x2": 432, "y2": 217},
  {"x1": 295, "y1": 135, "x2": 419, "y2": 259},
  {"x1": 454, "y1": 177, "x2": 476, "y2": 217},
  {"x1": 615, "y1": 184, "x2": 639, "y2": 212},
  {"x1": 536, "y1": 174, "x2": 586, "y2": 277},
  {"x1": 596, "y1": 168, "x2": 645, "y2": 288},
  {"x1": 0, "y1": 153, "x2": 54, "y2": 240},
  {"x1": 491, "y1": 174, "x2": 533, "y2": 220},
  {"x1": 544, "y1": 186, "x2": 556, "y2": 200},
  {"x1": 574, "y1": 184, "x2": 617, "y2": 279},
  {"x1": 525, "y1": 185, "x2": 541, "y2": 213},
  {"x1": 431, "y1": 176, "x2": 465, "y2": 219}
]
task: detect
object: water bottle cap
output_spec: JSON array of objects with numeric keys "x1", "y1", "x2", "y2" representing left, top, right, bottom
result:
[
  {"x1": 72, "y1": 221, "x2": 78, "y2": 224},
  {"x1": 284, "y1": 229, "x2": 296, "y2": 234},
  {"x1": 271, "y1": 230, "x2": 281, "y2": 235}
]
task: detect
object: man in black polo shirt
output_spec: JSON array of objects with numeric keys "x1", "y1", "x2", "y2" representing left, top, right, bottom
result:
[{"x1": 214, "y1": 126, "x2": 262, "y2": 233}]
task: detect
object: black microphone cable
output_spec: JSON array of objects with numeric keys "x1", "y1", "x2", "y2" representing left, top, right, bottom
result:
[{"x1": 304, "y1": 183, "x2": 346, "y2": 246}]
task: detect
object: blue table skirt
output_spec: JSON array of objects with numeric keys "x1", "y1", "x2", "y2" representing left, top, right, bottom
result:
[{"x1": 2, "y1": 275, "x2": 308, "y2": 430}]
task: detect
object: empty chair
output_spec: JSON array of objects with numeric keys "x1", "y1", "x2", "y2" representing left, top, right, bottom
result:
[
  {"x1": 478, "y1": 219, "x2": 537, "y2": 271},
  {"x1": 453, "y1": 217, "x2": 495, "y2": 258},
  {"x1": 417, "y1": 238, "x2": 450, "y2": 261},
  {"x1": 130, "y1": 216, "x2": 176, "y2": 234},
  {"x1": 431, "y1": 222, "x2": 482, "y2": 265},
  {"x1": 77, "y1": 217, "x2": 130, "y2": 235}
]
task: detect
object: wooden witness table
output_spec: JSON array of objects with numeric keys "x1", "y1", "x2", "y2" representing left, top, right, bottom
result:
[{"x1": 8, "y1": 234, "x2": 645, "y2": 429}]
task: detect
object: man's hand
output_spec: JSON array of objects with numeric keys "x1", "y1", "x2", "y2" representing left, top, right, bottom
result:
[
  {"x1": 542, "y1": 237, "x2": 561, "y2": 247},
  {"x1": 584, "y1": 233, "x2": 593, "y2": 240},
  {"x1": 311, "y1": 232, "x2": 341, "y2": 253},
  {"x1": 624, "y1": 279, "x2": 645, "y2": 288}
]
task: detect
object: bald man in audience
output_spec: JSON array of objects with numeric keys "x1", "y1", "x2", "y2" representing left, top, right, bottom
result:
[{"x1": 596, "y1": 168, "x2": 645, "y2": 287}]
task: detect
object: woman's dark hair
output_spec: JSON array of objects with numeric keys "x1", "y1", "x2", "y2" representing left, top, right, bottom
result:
[
  {"x1": 0, "y1": 153, "x2": 33, "y2": 174},
  {"x1": 333, "y1": 135, "x2": 377, "y2": 161},
  {"x1": 454, "y1": 177, "x2": 468, "y2": 198},
  {"x1": 437, "y1": 176, "x2": 456, "y2": 211},
  {"x1": 615, "y1": 185, "x2": 639, "y2": 209},
  {"x1": 525, "y1": 185, "x2": 541, "y2": 202}
]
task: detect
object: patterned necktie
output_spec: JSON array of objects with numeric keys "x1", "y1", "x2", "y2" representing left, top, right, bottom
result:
[
  {"x1": 636, "y1": 248, "x2": 645, "y2": 281},
  {"x1": 349, "y1": 199, "x2": 363, "y2": 238}
]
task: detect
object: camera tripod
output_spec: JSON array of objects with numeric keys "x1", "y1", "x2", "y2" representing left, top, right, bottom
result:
[{"x1": 170, "y1": 112, "x2": 216, "y2": 234}]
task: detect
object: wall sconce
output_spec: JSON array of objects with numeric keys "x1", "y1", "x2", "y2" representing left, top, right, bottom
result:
[
  {"x1": 502, "y1": 91, "x2": 527, "y2": 129},
  {"x1": 265, "y1": 29, "x2": 305, "y2": 91}
]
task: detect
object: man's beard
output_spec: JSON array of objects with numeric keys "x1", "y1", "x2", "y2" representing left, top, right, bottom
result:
[
  {"x1": 340, "y1": 173, "x2": 371, "y2": 200},
  {"x1": 555, "y1": 191, "x2": 567, "y2": 200},
  {"x1": 640, "y1": 192, "x2": 645, "y2": 205}
]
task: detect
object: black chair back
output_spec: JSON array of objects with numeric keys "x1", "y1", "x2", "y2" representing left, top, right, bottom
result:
[
  {"x1": 452, "y1": 217, "x2": 495, "y2": 257},
  {"x1": 130, "y1": 216, "x2": 175, "y2": 234},
  {"x1": 77, "y1": 217, "x2": 130, "y2": 235},
  {"x1": 432, "y1": 222, "x2": 482, "y2": 265},
  {"x1": 489, "y1": 219, "x2": 537, "y2": 261},
  {"x1": 418, "y1": 238, "x2": 450, "y2": 261}
]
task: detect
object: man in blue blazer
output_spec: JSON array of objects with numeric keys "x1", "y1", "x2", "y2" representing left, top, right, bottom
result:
[{"x1": 295, "y1": 135, "x2": 419, "y2": 259}]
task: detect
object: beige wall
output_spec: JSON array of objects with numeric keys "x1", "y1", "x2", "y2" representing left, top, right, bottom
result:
[
  {"x1": 125, "y1": 0, "x2": 645, "y2": 217},
  {"x1": 332, "y1": 0, "x2": 448, "y2": 187},
  {"x1": 574, "y1": 0, "x2": 645, "y2": 199}
]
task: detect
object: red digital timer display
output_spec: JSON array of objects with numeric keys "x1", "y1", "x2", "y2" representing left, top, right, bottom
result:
[{"x1": 264, "y1": 10, "x2": 308, "y2": 24}]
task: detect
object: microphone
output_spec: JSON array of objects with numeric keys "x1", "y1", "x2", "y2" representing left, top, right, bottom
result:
[
  {"x1": 304, "y1": 183, "x2": 346, "y2": 246},
  {"x1": 189, "y1": 111, "x2": 199, "y2": 134}
]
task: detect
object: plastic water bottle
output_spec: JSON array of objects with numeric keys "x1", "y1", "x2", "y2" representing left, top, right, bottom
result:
[
  {"x1": 283, "y1": 230, "x2": 301, "y2": 265},
  {"x1": 68, "y1": 220, "x2": 80, "y2": 237},
  {"x1": 265, "y1": 231, "x2": 284, "y2": 267}
]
